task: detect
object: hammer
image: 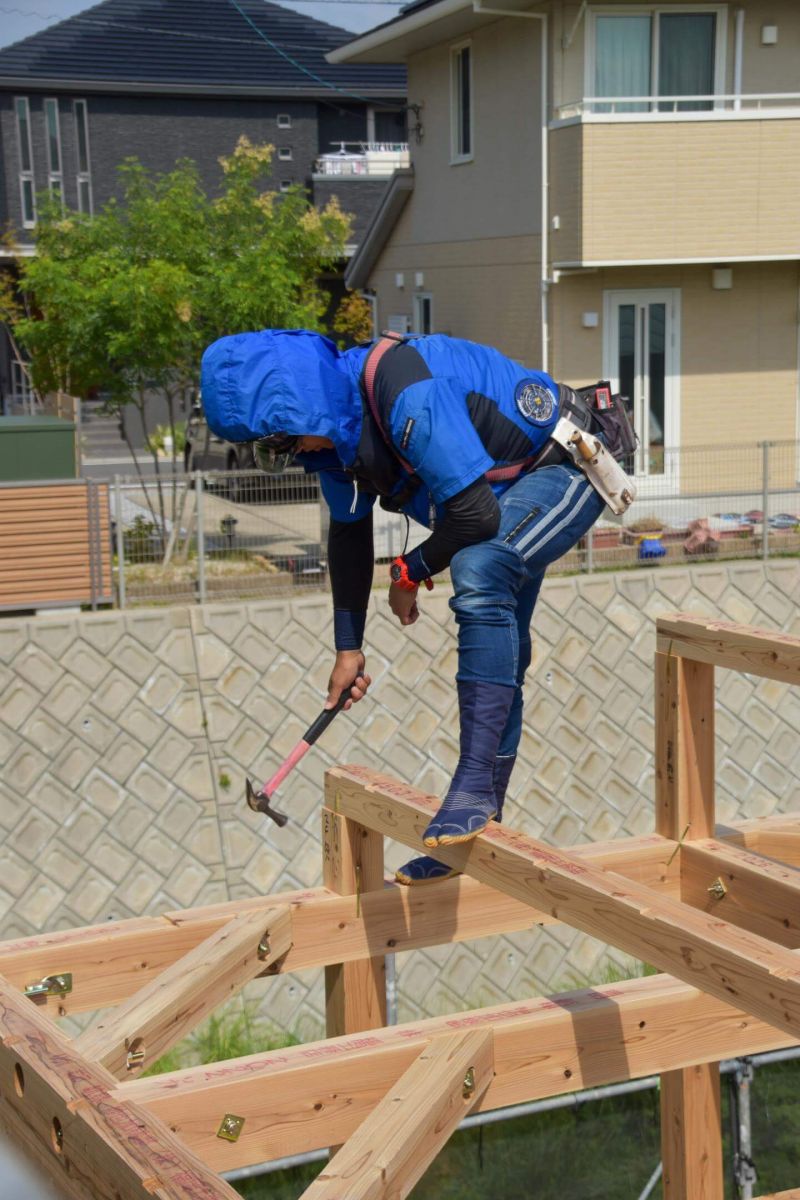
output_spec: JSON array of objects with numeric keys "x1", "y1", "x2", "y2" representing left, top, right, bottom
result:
[{"x1": 245, "y1": 686, "x2": 354, "y2": 827}]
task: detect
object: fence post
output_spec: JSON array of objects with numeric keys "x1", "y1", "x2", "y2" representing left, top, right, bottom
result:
[
  {"x1": 195, "y1": 471, "x2": 207, "y2": 605},
  {"x1": 733, "y1": 1058, "x2": 757, "y2": 1199},
  {"x1": 761, "y1": 441, "x2": 770, "y2": 562},
  {"x1": 114, "y1": 475, "x2": 126, "y2": 610},
  {"x1": 586, "y1": 524, "x2": 594, "y2": 573}
]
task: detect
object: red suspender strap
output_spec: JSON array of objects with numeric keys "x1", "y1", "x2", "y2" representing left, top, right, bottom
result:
[{"x1": 362, "y1": 334, "x2": 415, "y2": 474}]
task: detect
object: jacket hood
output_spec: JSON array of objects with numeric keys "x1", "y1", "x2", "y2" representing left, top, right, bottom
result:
[{"x1": 200, "y1": 329, "x2": 362, "y2": 465}]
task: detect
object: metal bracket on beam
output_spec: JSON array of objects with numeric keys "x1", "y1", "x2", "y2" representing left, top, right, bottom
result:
[{"x1": 24, "y1": 973, "x2": 72, "y2": 999}]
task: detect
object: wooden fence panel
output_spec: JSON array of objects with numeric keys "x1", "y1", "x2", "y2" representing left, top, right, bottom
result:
[{"x1": 0, "y1": 480, "x2": 112, "y2": 611}]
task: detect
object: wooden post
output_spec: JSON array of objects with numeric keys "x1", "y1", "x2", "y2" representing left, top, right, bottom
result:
[
  {"x1": 323, "y1": 806, "x2": 387, "y2": 1038},
  {"x1": 655, "y1": 649, "x2": 723, "y2": 1200}
]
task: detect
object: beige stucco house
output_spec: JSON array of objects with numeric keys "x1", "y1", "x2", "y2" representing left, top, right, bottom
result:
[{"x1": 332, "y1": 1, "x2": 800, "y2": 494}]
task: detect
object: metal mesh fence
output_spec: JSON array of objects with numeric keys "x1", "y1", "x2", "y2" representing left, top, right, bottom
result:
[{"x1": 110, "y1": 443, "x2": 800, "y2": 607}]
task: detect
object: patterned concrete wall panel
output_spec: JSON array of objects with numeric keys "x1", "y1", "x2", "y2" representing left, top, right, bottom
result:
[{"x1": 0, "y1": 560, "x2": 798, "y2": 1040}]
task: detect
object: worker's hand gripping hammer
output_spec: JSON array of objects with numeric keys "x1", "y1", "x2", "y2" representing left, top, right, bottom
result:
[{"x1": 245, "y1": 686, "x2": 354, "y2": 827}]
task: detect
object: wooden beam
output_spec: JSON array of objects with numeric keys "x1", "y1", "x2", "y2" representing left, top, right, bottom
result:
[
  {"x1": 323, "y1": 809, "x2": 387, "y2": 1039},
  {"x1": 754, "y1": 1191, "x2": 800, "y2": 1199},
  {"x1": 0, "y1": 832, "x2": 679, "y2": 1017},
  {"x1": 656, "y1": 614, "x2": 800, "y2": 684},
  {"x1": 118, "y1": 971, "x2": 795, "y2": 1173},
  {"x1": 300, "y1": 1030, "x2": 493, "y2": 1200},
  {"x1": 74, "y1": 906, "x2": 292, "y2": 1079},
  {"x1": 324, "y1": 767, "x2": 800, "y2": 1041},
  {"x1": 682, "y1": 839, "x2": 800, "y2": 948},
  {"x1": 747, "y1": 831, "x2": 800, "y2": 868},
  {"x1": 655, "y1": 648, "x2": 723, "y2": 1200},
  {"x1": 0, "y1": 973, "x2": 240, "y2": 1200}
]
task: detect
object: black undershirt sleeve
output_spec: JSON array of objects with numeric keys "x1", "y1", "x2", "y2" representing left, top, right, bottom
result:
[
  {"x1": 406, "y1": 476, "x2": 500, "y2": 580},
  {"x1": 328, "y1": 513, "x2": 374, "y2": 649}
]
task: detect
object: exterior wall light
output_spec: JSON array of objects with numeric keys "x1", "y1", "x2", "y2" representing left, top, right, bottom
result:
[
  {"x1": 761, "y1": 25, "x2": 778, "y2": 45},
  {"x1": 712, "y1": 268, "x2": 733, "y2": 290}
]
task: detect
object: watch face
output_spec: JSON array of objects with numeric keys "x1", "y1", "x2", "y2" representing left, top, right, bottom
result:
[{"x1": 390, "y1": 564, "x2": 402, "y2": 582}]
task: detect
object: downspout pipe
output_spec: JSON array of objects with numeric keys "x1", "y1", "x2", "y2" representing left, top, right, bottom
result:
[{"x1": 472, "y1": 2, "x2": 549, "y2": 372}]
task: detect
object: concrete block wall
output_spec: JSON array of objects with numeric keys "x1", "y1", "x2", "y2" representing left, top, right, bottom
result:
[{"x1": 0, "y1": 559, "x2": 798, "y2": 1039}]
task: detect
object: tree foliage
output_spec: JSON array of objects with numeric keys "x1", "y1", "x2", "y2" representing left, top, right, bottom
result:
[
  {"x1": 9, "y1": 137, "x2": 360, "y2": 407},
  {"x1": 4, "y1": 138, "x2": 369, "y2": 545}
]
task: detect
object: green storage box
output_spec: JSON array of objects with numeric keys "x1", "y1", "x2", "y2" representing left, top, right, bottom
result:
[{"x1": 0, "y1": 416, "x2": 77, "y2": 481}]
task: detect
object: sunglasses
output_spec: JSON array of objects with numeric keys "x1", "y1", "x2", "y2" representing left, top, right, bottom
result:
[{"x1": 253, "y1": 433, "x2": 300, "y2": 474}]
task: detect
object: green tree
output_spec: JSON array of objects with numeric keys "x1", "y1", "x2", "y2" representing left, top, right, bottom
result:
[{"x1": 3, "y1": 137, "x2": 362, "y2": 548}]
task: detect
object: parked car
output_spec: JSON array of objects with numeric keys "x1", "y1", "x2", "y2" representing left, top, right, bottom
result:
[{"x1": 185, "y1": 400, "x2": 319, "y2": 503}]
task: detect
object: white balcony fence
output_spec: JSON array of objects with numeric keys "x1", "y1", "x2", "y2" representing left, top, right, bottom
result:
[
  {"x1": 555, "y1": 93, "x2": 800, "y2": 122},
  {"x1": 313, "y1": 142, "x2": 410, "y2": 178}
]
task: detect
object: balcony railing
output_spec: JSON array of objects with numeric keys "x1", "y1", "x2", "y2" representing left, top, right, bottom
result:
[
  {"x1": 313, "y1": 142, "x2": 410, "y2": 178},
  {"x1": 555, "y1": 93, "x2": 800, "y2": 121}
]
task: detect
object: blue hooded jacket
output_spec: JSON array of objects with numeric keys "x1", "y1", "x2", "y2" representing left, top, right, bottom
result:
[{"x1": 200, "y1": 329, "x2": 560, "y2": 527}]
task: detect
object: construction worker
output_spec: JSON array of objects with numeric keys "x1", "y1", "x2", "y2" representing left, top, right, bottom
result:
[{"x1": 201, "y1": 329, "x2": 633, "y2": 885}]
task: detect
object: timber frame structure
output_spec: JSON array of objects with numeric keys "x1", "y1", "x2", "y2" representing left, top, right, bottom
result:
[{"x1": 1, "y1": 613, "x2": 800, "y2": 1200}]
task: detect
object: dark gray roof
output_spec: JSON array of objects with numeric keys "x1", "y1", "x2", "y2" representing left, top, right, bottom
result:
[{"x1": 0, "y1": 0, "x2": 406, "y2": 96}]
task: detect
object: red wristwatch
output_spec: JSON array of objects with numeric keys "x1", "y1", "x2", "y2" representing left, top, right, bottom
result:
[{"x1": 389, "y1": 556, "x2": 433, "y2": 592}]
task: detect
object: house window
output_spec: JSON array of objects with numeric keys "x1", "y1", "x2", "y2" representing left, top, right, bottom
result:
[
  {"x1": 413, "y1": 293, "x2": 433, "y2": 334},
  {"x1": 591, "y1": 8, "x2": 723, "y2": 113},
  {"x1": 73, "y1": 99, "x2": 93, "y2": 214},
  {"x1": 15, "y1": 97, "x2": 35, "y2": 227},
  {"x1": 278, "y1": 147, "x2": 293, "y2": 160},
  {"x1": 277, "y1": 113, "x2": 292, "y2": 129},
  {"x1": 450, "y1": 42, "x2": 472, "y2": 161},
  {"x1": 44, "y1": 98, "x2": 64, "y2": 205},
  {"x1": 279, "y1": 180, "x2": 293, "y2": 193}
]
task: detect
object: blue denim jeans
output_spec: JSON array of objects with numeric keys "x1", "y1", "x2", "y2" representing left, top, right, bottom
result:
[{"x1": 449, "y1": 462, "x2": 604, "y2": 756}]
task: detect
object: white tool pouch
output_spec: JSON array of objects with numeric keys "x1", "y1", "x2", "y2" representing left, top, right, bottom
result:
[{"x1": 550, "y1": 417, "x2": 637, "y2": 516}]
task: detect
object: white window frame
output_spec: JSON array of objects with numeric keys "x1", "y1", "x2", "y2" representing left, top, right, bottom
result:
[
  {"x1": 413, "y1": 292, "x2": 433, "y2": 334},
  {"x1": 450, "y1": 40, "x2": 473, "y2": 164},
  {"x1": 279, "y1": 180, "x2": 293, "y2": 193},
  {"x1": 278, "y1": 146, "x2": 293, "y2": 160},
  {"x1": 73, "y1": 98, "x2": 93, "y2": 215},
  {"x1": 44, "y1": 97, "x2": 64, "y2": 206},
  {"x1": 603, "y1": 287, "x2": 682, "y2": 494},
  {"x1": 15, "y1": 96, "x2": 36, "y2": 228},
  {"x1": 585, "y1": 5, "x2": 727, "y2": 113},
  {"x1": 277, "y1": 113, "x2": 292, "y2": 129}
]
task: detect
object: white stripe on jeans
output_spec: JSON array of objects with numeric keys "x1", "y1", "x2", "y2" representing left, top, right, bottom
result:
[
  {"x1": 522, "y1": 478, "x2": 594, "y2": 562},
  {"x1": 513, "y1": 475, "x2": 581, "y2": 555}
]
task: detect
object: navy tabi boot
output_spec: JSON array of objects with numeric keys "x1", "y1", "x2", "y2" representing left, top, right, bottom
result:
[
  {"x1": 422, "y1": 680, "x2": 516, "y2": 848},
  {"x1": 395, "y1": 752, "x2": 517, "y2": 885}
]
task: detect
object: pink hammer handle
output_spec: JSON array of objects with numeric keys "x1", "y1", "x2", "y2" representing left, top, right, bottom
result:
[{"x1": 260, "y1": 739, "x2": 311, "y2": 799}]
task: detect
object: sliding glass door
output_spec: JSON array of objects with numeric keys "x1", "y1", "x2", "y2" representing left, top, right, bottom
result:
[
  {"x1": 604, "y1": 289, "x2": 681, "y2": 486},
  {"x1": 593, "y1": 8, "x2": 720, "y2": 112}
]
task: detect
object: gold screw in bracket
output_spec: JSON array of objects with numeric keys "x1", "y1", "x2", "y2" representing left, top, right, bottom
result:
[
  {"x1": 462, "y1": 1067, "x2": 476, "y2": 1100},
  {"x1": 707, "y1": 877, "x2": 728, "y2": 902},
  {"x1": 258, "y1": 935, "x2": 271, "y2": 960},
  {"x1": 126, "y1": 1047, "x2": 145, "y2": 1071},
  {"x1": 217, "y1": 1114, "x2": 245, "y2": 1142}
]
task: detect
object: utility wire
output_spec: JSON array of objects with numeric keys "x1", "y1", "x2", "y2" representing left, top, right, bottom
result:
[
  {"x1": 226, "y1": 0, "x2": 407, "y2": 108},
  {"x1": 47, "y1": 14, "x2": 368, "y2": 54}
]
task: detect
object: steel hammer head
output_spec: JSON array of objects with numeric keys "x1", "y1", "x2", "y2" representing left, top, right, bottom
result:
[{"x1": 245, "y1": 778, "x2": 289, "y2": 827}]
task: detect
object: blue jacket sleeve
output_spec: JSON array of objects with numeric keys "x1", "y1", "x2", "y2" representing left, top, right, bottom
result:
[{"x1": 388, "y1": 378, "x2": 493, "y2": 504}]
